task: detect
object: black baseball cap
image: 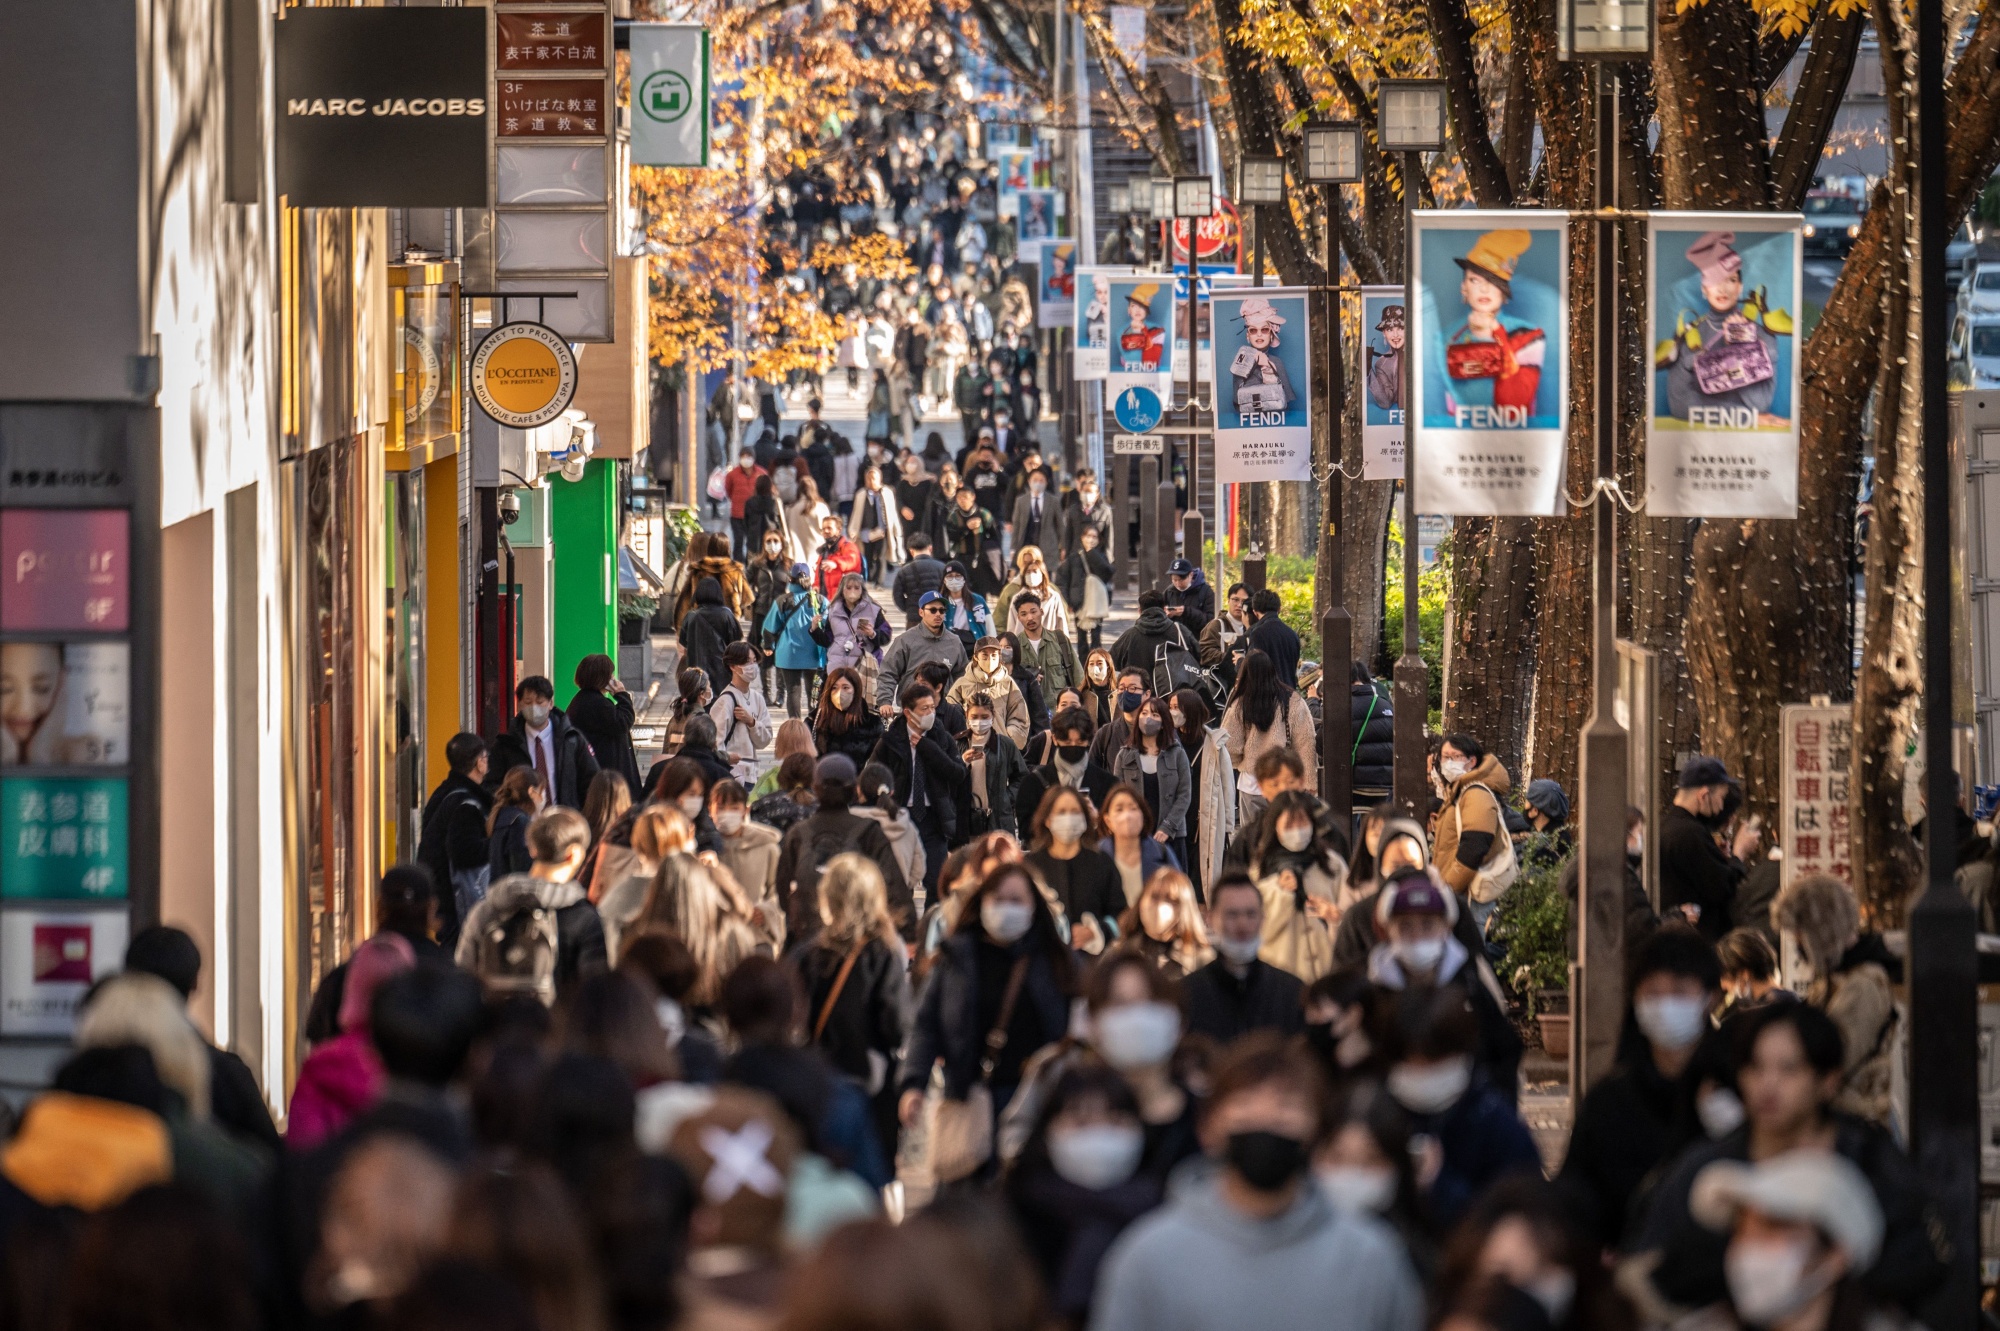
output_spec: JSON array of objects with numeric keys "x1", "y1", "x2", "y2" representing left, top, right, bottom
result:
[{"x1": 1677, "y1": 755, "x2": 1731, "y2": 789}]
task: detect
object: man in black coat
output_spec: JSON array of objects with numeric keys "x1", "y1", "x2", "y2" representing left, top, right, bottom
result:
[
  {"x1": 1163, "y1": 560, "x2": 1215, "y2": 635},
  {"x1": 486, "y1": 676, "x2": 600, "y2": 809},
  {"x1": 866, "y1": 682, "x2": 969, "y2": 898},
  {"x1": 417, "y1": 732, "x2": 496, "y2": 937},
  {"x1": 892, "y1": 533, "x2": 947, "y2": 627},
  {"x1": 1108, "y1": 590, "x2": 1199, "y2": 676},
  {"x1": 1017, "y1": 706, "x2": 1118, "y2": 828},
  {"x1": 1182, "y1": 875, "x2": 1305, "y2": 1044},
  {"x1": 1659, "y1": 755, "x2": 1758, "y2": 941},
  {"x1": 774, "y1": 754, "x2": 914, "y2": 941},
  {"x1": 1244, "y1": 588, "x2": 1301, "y2": 685}
]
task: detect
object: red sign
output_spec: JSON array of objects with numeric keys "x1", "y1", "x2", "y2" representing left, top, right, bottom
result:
[
  {"x1": 31, "y1": 923, "x2": 91, "y2": 983},
  {"x1": 0, "y1": 509, "x2": 129, "y2": 632},
  {"x1": 1169, "y1": 200, "x2": 1242, "y2": 268},
  {"x1": 497, "y1": 13, "x2": 607, "y2": 71},
  {"x1": 497, "y1": 78, "x2": 607, "y2": 137}
]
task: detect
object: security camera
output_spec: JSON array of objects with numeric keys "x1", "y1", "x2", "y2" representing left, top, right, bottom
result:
[{"x1": 499, "y1": 490, "x2": 522, "y2": 525}]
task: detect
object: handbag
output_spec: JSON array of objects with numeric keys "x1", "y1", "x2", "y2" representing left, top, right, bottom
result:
[
  {"x1": 922, "y1": 956, "x2": 1029, "y2": 1183},
  {"x1": 1465, "y1": 783, "x2": 1520, "y2": 904},
  {"x1": 1446, "y1": 340, "x2": 1508, "y2": 380}
]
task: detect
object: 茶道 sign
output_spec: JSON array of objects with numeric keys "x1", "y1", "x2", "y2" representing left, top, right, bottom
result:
[{"x1": 629, "y1": 24, "x2": 711, "y2": 167}]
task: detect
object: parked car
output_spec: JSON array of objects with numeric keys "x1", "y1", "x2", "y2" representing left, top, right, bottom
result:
[
  {"x1": 1949, "y1": 223, "x2": 1978, "y2": 284},
  {"x1": 1959, "y1": 261, "x2": 2000, "y2": 316},
  {"x1": 1949, "y1": 312, "x2": 2000, "y2": 389},
  {"x1": 1802, "y1": 191, "x2": 1866, "y2": 258}
]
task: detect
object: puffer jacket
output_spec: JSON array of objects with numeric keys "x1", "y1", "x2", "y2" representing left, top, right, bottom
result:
[
  {"x1": 1432, "y1": 753, "x2": 1512, "y2": 896},
  {"x1": 826, "y1": 593, "x2": 889, "y2": 671},
  {"x1": 946, "y1": 659, "x2": 1032, "y2": 747},
  {"x1": 1350, "y1": 680, "x2": 1395, "y2": 792}
]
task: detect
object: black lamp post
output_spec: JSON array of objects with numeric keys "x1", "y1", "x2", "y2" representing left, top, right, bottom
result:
[
  {"x1": 1173, "y1": 174, "x2": 1214, "y2": 579},
  {"x1": 1375, "y1": 79, "x2": 1447, "y2": 817}
]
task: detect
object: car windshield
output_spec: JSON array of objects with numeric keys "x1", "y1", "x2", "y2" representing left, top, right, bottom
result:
[
  {"x1": 1974, "y1": 325, "x2": 2000, "y2": 358},
  {"x1": 1978, "y1": 271, "x2": 2000, "y2": 290},
  {"x1": 1803, "y1": 195, "x2": 1857, "y2": 216}
]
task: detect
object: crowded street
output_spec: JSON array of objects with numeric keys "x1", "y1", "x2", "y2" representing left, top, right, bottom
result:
[{"x1": 2, "y1": 0, "x2": 1999, "y2": 1328}]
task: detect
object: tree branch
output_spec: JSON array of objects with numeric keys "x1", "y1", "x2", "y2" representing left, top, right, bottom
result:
[
  {"x1": 1425, "y1": 0, "x2": 1516, "y2": 205},
  {"x1": 965, "y1": 0, "x2": 1049, "y2": 97},
  {"x1": 1770, "y1": 5, "x2": 1866, "y2": 207}
]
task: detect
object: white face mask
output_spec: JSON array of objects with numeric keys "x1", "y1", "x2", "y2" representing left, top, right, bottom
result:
[
  {"x1": 1634, "y1": 993, "x2": 1710, "y2": 1051},
  {"x1": 971, "y1": 717, "x2": 993, "y2": 735},
  {"x1": 1698, "y1": 1086, "x2": 1747, "y2": 1139},
  {"x1": 678, "y1": 794, "x2": 705, "y2": 820},
  {"x1": 913, "y1": 709, "x2": 936, "y2": 732},
  {"x1": 1047, "y1": 1123, "x2": 1144, "y2": 1190},
  {"x1": 1214, "y1": 933, "x2": 1262, "y2": 966},
  {"x1": 1149, "y1": 900, "x2": 1177, "y2": 935},
  {"x1": 654, "y1": 997, "x2": 686, "y2": 1048},
  {"x1": 1025, "y1": 570, "x2": 1043, "y2": 586},
  {"x1": 1049, "y1": 812, "x2": 1089, "y2": 844},
  {"x1": 1277, "y1": 823, "x2": 1314, "y2": 853},
  {"x1": 1169, "y1": 708, "x2": 1185, "y2": 729},
  {"x1": 1391, "y1": 934, "x2": 1446, "y2": 974},
  {"x1": 1725, "y1": 1237, "x2": 1832, "y2": 1326},
  {"x1": 715, "y1": 809, "x2": 746, "y2": 835},
  {"x1": 981, "y1": 897, "x2": 1034, "y2": 943},
  {"x1": 1439, "y1": 757, "x2": 1470, "y2": 783},
  {"x1": 945, "y1": 575, "x2": 966, "y2": 593},
  {"x1": 1386, "y1": 1056, "x2": 1472, "y2": 1114},
  {"x1": 522, "y1": 702, "x2": 552, "y2": 728},
  {"x1": 1093, "y1": 1002, "x2": 1180, "y2": 1070},
  {"x1": 1316, "y1": 1164, "x2": 1397, "y2": 1215}
]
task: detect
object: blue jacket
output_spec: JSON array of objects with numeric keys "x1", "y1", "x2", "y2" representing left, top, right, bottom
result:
[
  {"x1": 1402, "y1": 1075, "x2": 1544, "y2": 1226},
  {"x1": 1097, "y1": 835, "x2": 1183, "y2": 883},
  {"x1": 763, "y1": 587, "x2": 829, "y2": 671}
]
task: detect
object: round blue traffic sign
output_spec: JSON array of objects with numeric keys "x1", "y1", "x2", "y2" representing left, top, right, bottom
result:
[{"x1": 1113, "y1": 385, "x2": 1163, "y2": 433}]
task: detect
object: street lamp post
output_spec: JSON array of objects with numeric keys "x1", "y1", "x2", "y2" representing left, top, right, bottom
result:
[
  {"x1": 1560, "y1": 0, "x2": 1647, "y2": 1096},
  {"x1": 1174, "y1": 174, "x2": 1214, "y2": 580},
  {"x1": 1238, "y1": 154, "x2": 1285, "y2": 613},
  {"x1": 1301, "y1": 124, "x2": 1362, "y2": 826},
  {"x1": 1376, "y1": 80, "x2": 1447, "y2": 818}
]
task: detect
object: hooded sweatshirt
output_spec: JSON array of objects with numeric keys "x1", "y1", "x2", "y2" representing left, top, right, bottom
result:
[
  {"x1": 946, "y1": 655, "x2": 1031, "y2": 746},
  {"x1": 1089, "y1": 1164, "x2": 1423, "y2": 1331}
]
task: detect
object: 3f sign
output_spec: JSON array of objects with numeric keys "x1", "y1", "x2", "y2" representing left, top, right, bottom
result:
[{"x1": 629, "y1": 25, "x2": 710, "y2": 167}]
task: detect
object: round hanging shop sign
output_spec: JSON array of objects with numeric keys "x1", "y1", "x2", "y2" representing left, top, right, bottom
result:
[
  {"x1": 403, "y1": 326, "x2": 442, "y2": 426},
  {"x1": 472, "y1": 321, "x2": 577, "y2": 427}
]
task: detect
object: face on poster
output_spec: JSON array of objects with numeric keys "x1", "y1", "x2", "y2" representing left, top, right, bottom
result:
[
  {"x1": 1037, "y1": 241, "x2": 1077, "y2": 329},
  {"x1": 1646, "y1": 215, "x2": 1802, "y2": 517},
  {"x1": 1211, "y1": 288, "x2": 1313, "y2": 483},
  {"x1": 0, "y1": 641, "x2": 129, "y2": 767},
  {"x1": 1106, "y1": 275, "x2": 1173, "y2": 399},
  {"x1": 995, "y1": 148, "x2": 1033, "y2": 219},
  {"x1": 1015, "y1": 189, "x2": 1059, "y2": 246},
  {"x1": 1073, "y1": 267, "x2": 1129, "y2": 380},
  {"x1": 1411, "y1": 212, "x2": 1570, "y2": 515},
  {"x1": 1361, "y1": 287, "x2": 1408, "y2": 480}
]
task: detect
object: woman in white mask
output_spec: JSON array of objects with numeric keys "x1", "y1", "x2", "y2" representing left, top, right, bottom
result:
[
  {"x1": 1026, "y1": 787, "x2": 1122, "y2": 954},
  {"x1": 1380, "y1": 986, "x2": 1543, "y2": 1228},
  {"x1": 1682, "y1": 1151, "x2": 1884, "y2": 1331},
  {"x1": 898, "y1": 863, "x2": 1076, "y2": 1147},
  {"x1": 1241, "y1": 789, "x2": 1346, "y2": 984},
  {"x1": 1556, "y1": 928, "x2": 1723, "y2": 1254},
  {"x1": 998, "y1": 545, "x2": 1074, "y2": 640},
  {"x1": 706, "y1": 779, "x2": 783, "y2": 945},
  {"x1": 1003, "y1": 1063, "x2": 1164, "y2": 1328},
  {"x1": 1118, "y1": 868, "x2": 1212, "y2": 979},
  {"x1": 1314, "y1": 1085, "x2": 1437, "y2": 1282}
]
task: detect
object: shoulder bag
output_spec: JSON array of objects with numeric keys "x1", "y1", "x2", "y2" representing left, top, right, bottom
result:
[
  {"x1": 923, "y1": 955, "x2": 1029, "y2": 1183},
  {"x1": 1465, "y1": 783, "x2": 1521, "y2": 904}
]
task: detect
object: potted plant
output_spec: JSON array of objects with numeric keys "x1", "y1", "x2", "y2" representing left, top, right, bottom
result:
[
  {"x1": 618, "y1": 591, "x2": 658, "y2": 646},
  {"x1": 1488, "y1": 833, "x2": 1574, "y2": 1056}
]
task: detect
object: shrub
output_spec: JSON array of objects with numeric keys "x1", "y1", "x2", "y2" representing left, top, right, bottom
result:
[{"x1": 1489, "y1": 834, "x2": 1573, "y2": 1018}]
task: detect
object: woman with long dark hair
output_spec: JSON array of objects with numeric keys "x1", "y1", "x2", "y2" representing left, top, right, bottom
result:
[
  {"x1": 1219, "y1": 649, "x2": 1318, "y2": 827},
  {"x1": 1111, "y1": 698, "x2": 1191, "y2": 877},
  {"x1": 812, "y1": 665, "x2": 883, "y2": 770}
]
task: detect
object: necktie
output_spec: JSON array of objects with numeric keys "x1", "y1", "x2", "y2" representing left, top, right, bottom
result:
[{"x1": 534, "y1": 731, "x2": 551, "y2": 789}]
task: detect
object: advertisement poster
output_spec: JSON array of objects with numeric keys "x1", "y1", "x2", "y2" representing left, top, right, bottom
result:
[
  {"x1": 0, "y1": 776, "x2": 130, "y2": 900},
  {"x1": 995, "y1": 147, "x2": 1033, "y2": 219},
  {"x1": 1210, "y1": 288, "x2": 1314, "y2": 484},
  {"x1": 1037, "y1": 241, "x2": 1078, "y2": 330},
  {"x1": 1361, "y1": 286, "x2": 1408, "y2": 481},
  {"x1": 0, "y1": 641, "x2": 130, "y2": 767},
  {"x1": 0, "y1": 909, "x2": 128, "y2": 1037},
  {"x1": 1645, "y1": 214, "x2": 1802, "y2": 517},
  {"x1": 1170, "y1": 273, "x2": 1250, "y2": 383},
  {"x1": 1014, "y1": 188, "x2": 1061, "y2": 252},
  {"x1": 0, "y1": 508, "x2": 130, "y2": 632},
  {"x1": 1072, "y1": 267, "x2": 1130, "y2": 380},
  {"x1": 1411, "y1": 211, "x2": 1570, "y2": 515},
  {"x1": 1105, "y1": 275, "x2": 1174, "y2": 420}
]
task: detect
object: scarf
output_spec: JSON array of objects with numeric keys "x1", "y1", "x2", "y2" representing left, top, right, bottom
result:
[
  {"x1": 1054, "y1": 748, "x2": 1088, "y2": 788},
  {"x1": 968, "y1": 736, "x2": 991, "y2": 811}
]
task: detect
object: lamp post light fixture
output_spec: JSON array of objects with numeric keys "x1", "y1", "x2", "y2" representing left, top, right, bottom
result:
[
  {"x1": 1149, "y1": 175, "x2": 1175, "y2": 222},
  {"x1": 1301, "y1": 122, "x2": 1364, "y2": 185},
  {"x1": 1173, "y1": 174, "x2": 1214, "y2": 220},
  {"x1": 1239, "y1": 156, "x2": 1285, "y2": 206},
  {"x1": 1375, "y1": 79, "x2": 1449, "y2": 153},
  {"x1": 1108, "y1": 181, "x2": 1131, "y2": 215},
  {"x1": 1559, "y1": 0, "x2": 1654, "y2": 60}
]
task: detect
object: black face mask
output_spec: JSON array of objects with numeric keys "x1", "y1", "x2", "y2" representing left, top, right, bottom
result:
[
  {"x1": 1303, "y1": 1020, "x2": 1339, "y2": 1067},
  {"x1": 1225, "y1": 1131, "x2": 1309, "y2": 1192},
  {"x1": 1055, "y1": 744, "x2": 1089, "y2": 763}
]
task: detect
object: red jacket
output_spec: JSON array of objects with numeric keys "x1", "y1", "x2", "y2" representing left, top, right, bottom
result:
[
  {"x1": 817, "y1": 538, "x2": 864, "y2": 598},
  {"x1": 724, "y1": 463, "x2": 765, "y2": 519}
]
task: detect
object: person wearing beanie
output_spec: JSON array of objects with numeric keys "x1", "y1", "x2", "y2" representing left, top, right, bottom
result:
[{"x1": 1521, "y1": 777, "x2": 1574, "y2": 870}]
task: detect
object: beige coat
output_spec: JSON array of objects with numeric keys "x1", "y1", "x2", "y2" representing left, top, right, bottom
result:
[
  {"x1": 1219, "y1": 691, "x2": 1318, "y2": 790},
  {"x1": 1255, "y1": 863, "x2": 1341, "y2": 984},
  {"x1": 946, "y1": 660, "x2": 1031, "y2": 746},
  {"x1": 718, "y1": 822, "x2": 783, "y2": 915}
]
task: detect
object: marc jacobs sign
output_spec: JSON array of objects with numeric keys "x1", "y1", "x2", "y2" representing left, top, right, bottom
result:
[{"x1": 276, "y1": 8, "x2": 490, "y2": 208}]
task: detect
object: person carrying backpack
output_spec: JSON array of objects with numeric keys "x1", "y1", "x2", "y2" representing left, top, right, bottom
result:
[
  {"x1": 774, "y1": 755, "x2": 914, "y2": 945},
  {"x1": 454, "y1": 806, "x2": 608, "y2": 1006}
]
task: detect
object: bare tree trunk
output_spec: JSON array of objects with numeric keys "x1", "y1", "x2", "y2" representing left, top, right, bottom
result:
[{"x1": 1445, "y1": 518, "x2": 1539, "y2": 777}]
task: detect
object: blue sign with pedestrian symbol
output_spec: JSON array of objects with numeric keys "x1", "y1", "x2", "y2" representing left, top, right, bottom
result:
[{"x1": 1113, "y1": 385, "x2": 1163, "y2": 433}]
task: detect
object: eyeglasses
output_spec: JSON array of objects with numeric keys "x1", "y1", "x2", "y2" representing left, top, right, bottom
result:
[{"x1": 921, "y1": 604, "x2": 945, "y2": 615}]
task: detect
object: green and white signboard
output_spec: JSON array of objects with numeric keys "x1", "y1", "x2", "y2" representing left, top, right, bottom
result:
[
  {"x1": 1, "y1": 777, "x2": 129, "y2": 900},
  {"x1": 630, "y1": 23, "x2": 711, "y2": 168}
]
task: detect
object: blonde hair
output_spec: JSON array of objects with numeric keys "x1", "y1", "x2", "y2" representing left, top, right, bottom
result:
[
  {"x1": 633, "y1": 854, "x2": 757, "y2": 1003},
  {"x1": 75, "y1": 972, "x2": 211, "y2": 1118},
  {"x1": 773, "y1": 718, "x2": 817, "y2": 765},
  {"x1": 1122, "y1": 867, "x2": 1211, "y2": 957},
  {"x1": 631, "y1": 806, "x2": 693, "y2": 862},
  {"x1": 817, "y1": 853, "x2": 895, "y2": 950},
  {"x1": 1013, "y1": 545, "x2": 1050, "y2": 577}
]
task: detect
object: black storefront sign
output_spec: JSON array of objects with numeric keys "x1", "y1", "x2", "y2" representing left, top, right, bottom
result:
[{"x1": 276, "y1": 8, "x2": 491, "y2": 208}]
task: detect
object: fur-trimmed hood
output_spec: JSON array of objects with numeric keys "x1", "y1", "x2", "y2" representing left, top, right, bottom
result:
[{"x1": 1772, "y1": 870, "x2": 1859, "y2": 975}]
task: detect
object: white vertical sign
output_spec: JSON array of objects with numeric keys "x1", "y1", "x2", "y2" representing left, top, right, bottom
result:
[
  {"x1": 630, "y1": 24, "x2": 710, "y2": 168},
  {"x1": 1778, "y1": 702, "x2": 1854, "y2": 889}
]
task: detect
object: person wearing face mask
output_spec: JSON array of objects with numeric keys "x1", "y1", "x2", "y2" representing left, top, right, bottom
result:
[
  {"x1": 1660, "y1": 756, "x2": 1761, "y2": 941},
  {"x1": 746, "y1": 531, "x2": 795, "y2": 701},
  {"x1": 486, "y1": 676, "x2": 601, "y2": 811},
  {"x1": 709, "y1": 780, "x2": 782, "y2": 931},
  {"x1": 1025, "y1": 786, "x2": 1123, "y2": 952},
  {"x1": 1077, "y1": 648, "x2": 1118, "y2": 726},
  {"x1": 1008, "y1": 466, "x2": 1058, "y2": 565},
  {"x1": 1198, "y1": 584, "x2": 1254, "y2": 688},
  {"x1": 1116, "y1": 867, "x2": 1212, "y2": 978},
  {"x1": 1557, "y1": 927, "x2": 1724, "y2": 1252},
  {"x1": 1181, "y1": 876, "x2": 1305, "y2": 1045},
  {"x1": 866, "y1": 683, "x2": 969, "y2": 901},
  {"x1": 1057, "y1": 467, "x2": 1113, "y2": 566},
  {"x1": 825, "y1": 573, "x2": 888, "y2": 681},
  {"x1": 945, "y1": 485, "x2": 1005, "y2": 594},
  {"x1": 1113, "y1": 698, "x2": 1192, "y2": 878},
  {"x1": 1057, "y1": 530, "x2": 1117, "y2": 655},
  {"x1": 1433, "y1": 1178, "x2": 1630, "y2": 1331},
  {"x1": 958, "y1": 692, "x2": 1028, "y2": 836},
  {"x1": 898, "y1": 865, "x2": 1077, "y2": 1173},
  {"x1": 846, "y1": 463, "x2": 905, "y2": 583},
  {"x1": 1366, "y1": 871, "x2": 1522, "y2": 1104},
  {"x1": 1005, "y1": 1063, "x2": 1166, "y2": 1330},
  {"x1": 998, "y1": 548, "x2": 1071, "y2": 638},
  {"x1": 707, "y1": 642, "x2": 777, "y2": 777},
  {"x1": 1379, "y1": 987, "x2": 1541, "y2": 1227},
  {"x1": 874, "y1": 591, "x2": 968, "y2": 715},
  {"x1": 1090, "y1": 1035, "x2": 1424, "y2": 1331},
  {"x1": 1315, "y1": 1084, "x2": 1438, "y2": 1283},
  {"x1": 1242, "y1": 789, "x2": 1348, "y2": 983},
  {"x1": 936, "y1": 558, "x2": 995, "y2": 654},
  {"x1": 762, "y1": 564, "x2": 830, "y2": 722},
  {"x1": 1017, "y1": 708, "x2": 1118, "y2": 823},
  {"x1": 811, "y1": 666, "x2": 885, "y2": 772},
  {"x1": 948, "y1": 638, "x2": 1031, "y2": 747},
  {"x1": 1088, "y1": 668, "x2": 1151, "y2": 770},
  {"x1": 1426, "y1": 733, "x2": 1513, "y2": 926}
]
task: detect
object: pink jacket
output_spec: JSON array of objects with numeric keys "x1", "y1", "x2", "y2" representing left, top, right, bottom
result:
[{"x1": 285, "y1": 1032, "x2": 383, "y2": 1150}]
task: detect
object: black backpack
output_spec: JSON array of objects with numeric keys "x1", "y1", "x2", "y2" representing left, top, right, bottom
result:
[
  {"x1": 473, "y1": 900, "x2": 562, "y2": 1006},
  {"x1": 787, "y1": 818, "x2": 868, "y2": 935},
  {"x1": 1154, "y1": 637, "x2": 1226, "y2": 711}
]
